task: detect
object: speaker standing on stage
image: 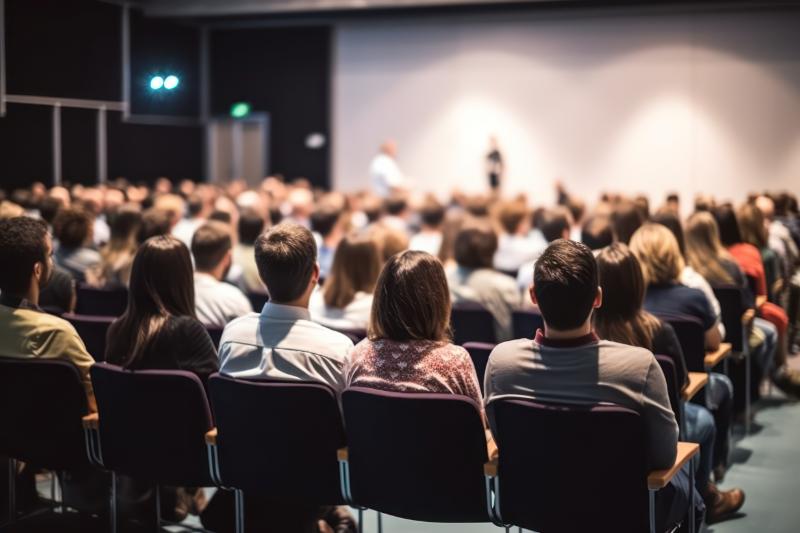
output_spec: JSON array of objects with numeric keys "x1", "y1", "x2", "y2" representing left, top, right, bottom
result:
[
  {"x1": 486, "y1": 136, "x2": 504, "y2": 192},
  {"x1": 370, "y1": 139, "x2": 405, "y2": 198}
]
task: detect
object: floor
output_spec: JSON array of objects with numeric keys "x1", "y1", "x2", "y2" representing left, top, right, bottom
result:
[{"x1": 5, "y1": 360, "x2": 800, "y2": 533}]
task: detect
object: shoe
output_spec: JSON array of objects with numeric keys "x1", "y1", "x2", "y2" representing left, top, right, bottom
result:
[
  {"x1": 713, "y1": 464, "x2": 727, "y2": 484},
  {"x1": 704, "y1": 482, "x2": 745, "y2": 524},
  {"x1": 771, "y1": 366, "x2": 800, "y2": 398}
]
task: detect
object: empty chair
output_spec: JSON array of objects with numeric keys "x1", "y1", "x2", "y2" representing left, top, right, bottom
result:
[
  {"x1": 246, "y1": 291, "x2": 269, "y2": 312},
  {"x1": 0, "y1": 358, "x2": 94, "y2": 525},
  {"x1": 207, "y1": 374, "x2": 346, "y2": 529},
  {"x1": 340, "y1": 387, "x2": 490, "y2": 523},
  {"x1": 63, "y1": 313, "x2": 115, "y2": 361},
  {"x1": 462, "y1": 342, "x2": 494, "y2": 394},
  {"x1": 511, "y1": 309, "x2": 544, "y2": 339},
  {"x1": 87, "y1": 363, "x2": 214, "y2": 531},
  {"x1": 450, "y1": 301, "x2": 496, "y2": 345},
  {"x1": 75, "y1": 285, "x2": 128, "y2": 317},
  {"x1": 486, "y1": 399, "x2": 698, "y2": 533}
]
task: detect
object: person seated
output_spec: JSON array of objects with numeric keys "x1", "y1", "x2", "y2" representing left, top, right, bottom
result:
[
  {"x1": 448, "y1": 222, "x2": 520, "y2": 341},
  {"x1": 137, "y1": 207, "x2": 173, "y2": 243},
  {"x1": 381, "y1": 192, "x2": 411, "y2": 234},
  {"x1": 208, "y1": 222, "x2": 356, "y2": 533},
  {"x1": 580, "y1": 214, "x2": 613, "y2": 252},
  {"x1": 492, "y1": 200, "x2": 539, "y2": 274},
  {"x1": 310, "y1": 200, "x2": 347, "y2": 281},
  {"x1": 515, "y1": 207, "x2": 571, "y2": 292},
  {"x1": 230, "y1": 208, "x2": 267, "y2": 294},
  {"x1": 53, "y1": 206, "x2": 102, "y2": 282},
  {"x1": 86, "y1": 204, "x2": 142, "y2": 288},
  {"x1": 310, "y1": 233, "x2": 381, "y2": 331},
  {"x1": 347, "y1": 249, "x2": 482, "y2": 407},
  {"x1": 485, "y1": 239, "x2": 703, "y2": 532},
  {"x1": 594, "y1": 243, "x2": 744, "y2": 522},
  {"x1": 611, "y1": 199, "x2": 645, "y2": 244},
  {"x1": 191, "y1": 222, "x2": 253, "y2": 328},
  {"x1": 409, "y1": 196, "x2": 445, "y2": 256}
]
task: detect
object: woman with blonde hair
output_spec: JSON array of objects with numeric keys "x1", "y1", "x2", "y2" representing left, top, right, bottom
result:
[
  {"x1": 309, "y1": 232, "x2": 382, "y2": 331},
  {"x1": 87, "y1": 203, "x2": 142, "y2": 287}
]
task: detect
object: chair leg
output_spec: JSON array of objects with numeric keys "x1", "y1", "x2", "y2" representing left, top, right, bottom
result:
[
  {"x1": 648, "y1": 489, "x2": 656, "y2": 533},
  {"x1": 357, "y1": 508, "x2": 363, "y2": 533},
  {"x1": 745, "y1": 354, "x2": 752, "y2": 435},
  {"x1": 110, "y1": 471, "x2": 117, "y2": 533},
  {"x1": 376, "y1": 511, "x2": 383, "y2": 533},
  {"x1": 7, "y1": 458, "x2": 16, "y2": 525},
  {"x1": 155, "y1": 484, "x2": 162, "y2": 532},
  {"x1": 234, "y1": 489, "x2": 244, "y2": 533}
]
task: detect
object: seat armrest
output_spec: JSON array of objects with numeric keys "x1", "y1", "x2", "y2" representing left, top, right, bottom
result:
[
  {"x1": 704, "y1": 343, "x2": 731, "y2": 368},
  {"x1": 337, "y1": 447, "x2": 349, "y2": 462},
  {"x1": 741, "y1": 308, "x2": 755, "y2": 326},
  {"x1": 205, "y1": 428, "x2": 218, "y2": 446},
  {"x1": 82, "y1": 413, "x2": 99, "y2": 430},
  {"x1": 755, "y1": 295, "x2": 767, "y2": 309},
  {"x1": 647, "y1": 442, "x2": 699, "y2": 490},
  {"x1": 682, "y1": 372, "x2": 709, "y2": 401},
  {"x1": 484, "y1": 456, "x2": 499, "y2": 477}
]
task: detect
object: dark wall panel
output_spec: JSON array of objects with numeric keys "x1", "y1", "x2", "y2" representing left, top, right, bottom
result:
[
  {"x1": 107, "y1": 112, "x2": 203, "y2": 183},
  {"x1": 6, "y1": 0, "x2": 121, "y2": 101},
  {"x1": 61, "y1": 108, "x2": 98, "y2": 185},
  {"x1": 0, "y1": 105, "x2": 53, "y2": 189},
  {"x1": 210, "y1": 26, "x2": 331, "y2": 188}
]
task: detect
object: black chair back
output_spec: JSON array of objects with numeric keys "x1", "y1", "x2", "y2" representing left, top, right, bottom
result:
[
  {"x1": 75, "y1": 285, "x2": 128, "y2": 317},
  {"x1": 246, "y1": 292, "x2": 269, "y2": 312},
  {"x1": 712, "y1": 285, "x2": 749, "y2": 353},
  {"x1": 655, "y1": 355, "x2": 681, "y2": 429},
  {"x1": 0, "y1": 358, "x2": 90, "y2": 471},
  {"x1": 342, "y1": 387, "x2": 489, "y2": 522},
  {"x1": 450, "y1": 301, "x2": 496, "y2": 345},
  {"x1": 462, "y1": 342, "x2": 494, "y2": 394},
  {"x1": 511, "y1": 310, "x2": 544, "y2": 339},
  {"x1": 64, "y1": 313, "x2": 114, "y2": 361},
  {"x1": 488, "y1": 399, "x2": 648, "y2": 533},
  {"x1": 656, "y1": 313, "x2": 706, "y2": 372},
  {"x1": 209, "y1": 375, "x2": 345, "y2": 504},
  {"x1": 90, "y1": 363, "x2": 214, "y2": 486},
  {"x1": 205, "y1": 325, "x2": 224, "y2": 348}
]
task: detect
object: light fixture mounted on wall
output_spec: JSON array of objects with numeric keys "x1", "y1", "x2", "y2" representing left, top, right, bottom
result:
[{"x1": 149, "y1": 74, "x2": 180, "y2": 91}]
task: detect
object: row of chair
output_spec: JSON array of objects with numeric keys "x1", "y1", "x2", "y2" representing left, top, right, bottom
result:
[{"x1": 1, "y1": 356, "x2": 698, "y2": 533}]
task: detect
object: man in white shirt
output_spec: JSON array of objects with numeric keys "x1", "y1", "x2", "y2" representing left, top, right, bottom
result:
[
  {"x1": 191, "y1": 222, "x2": 252, "y2": 328},
  {"x1": 218, "y1": 222, "x2": 354, "y2": 392},
  {"x1": 369, "y1": 139, "x2": 405, "y2": 198}
]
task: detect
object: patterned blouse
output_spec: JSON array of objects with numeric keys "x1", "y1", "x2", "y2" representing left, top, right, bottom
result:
[{"x1": 346, "y1": 338, "x2": 483, "y2": 407}]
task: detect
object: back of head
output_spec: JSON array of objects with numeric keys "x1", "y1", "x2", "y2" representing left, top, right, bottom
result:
[
  {"x1": 533, "y1": 240, "x2": 598, "y2": 331},
  {"x1": 324, "y1": 233, "x2": 382, "y2": 309},
  {"x1": 464, "y1": 195, "x2": 490, "y2": 218},
  {"x1": 310, "y1": 202, "x2": 343, "y2": 238},
  {"x1": 540, "y1": 207, "x2": 571, "y2": 243},
  {"x1": 650, "y1": 210, "x2": 685, "y2": 255},
  {"x1": 711, "y1": 204, "x2": 743, "y2": 247},
  {"x1": 755, "y1": 195, "x2": 775, "y2": 220},
  {"x1": 238, "y1": 208, "x2": 266, "y2": 246},
  {"x1": 683, "y1": 211, "x2": 734, "y2": 285},
  {"x1": 370, "y1": 250, "x2": 451, "y2": 342},
  {"x1": 611, "y1": 200, "x2": 644, "y2": 245},
  {"x1": 369, "y1": 223, "x2": 410, "y2": 262},
  {"x1": 153, "y1": 193, "x2": 185, "y2": 228},
  {"x1": 384, "y1": 193, "x2": 408, "y2": 217},
  {"x1": 594, "y1": 243, "x2": 660, "y2": 349},
  {"x1": 192, "y1": 221, "x2": 233, "y2": 273},
  {"x1": 53, "y1": 206, "x2": 93, "y2": 249},
  {"x1": 39, "y1": 195, "x2": 64, "y2": 226},
  {"x1": 736, "y1": 203, "x2": 767, "y2": 249},
  {"x1": 628, "y1": 223, "x2": 683, "y2": 285},
  {"x1": 107, "y1": 204, "x2": 143, "y2": 245},
  {"x1": 580, "y1": 215, "x2": 613, "y2": 251},
  {"x1": 361, "y1": 195, "x2": 384, "y2": 223},
  {"x1": 138, "y1": 208, "x2": 172, "y2": 243},
  {"x1": 255, "y1": 223, "x2": 317, "y2": 303},
  {"x1": 419, "y1": 196, "x2": 445, "y2": 229},
  {"x1": 497, "y1": 200, "x2": 528, "y2": 235},
  {"x1": 566, "y1": 197, "x2": 586, "y2": 225},
  {"x1": 454, "y1": 221, "x2": 497, "y2": 269},
  {"x1": 0, "y1": 217, "x2": 49, "y2": 298}
]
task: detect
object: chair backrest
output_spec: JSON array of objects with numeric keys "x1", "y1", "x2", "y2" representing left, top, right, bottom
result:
[
  {"x1": 246, "y1": 291, "x2": 269, "y2": 312},
  {"x1": 655, "y1": 355, "x2": 681, "y2": 429},
  {"x1": 90, "y1": 363, "x2": 214, "y2": 486},
  {"x1": 488, "y1": 399, "x2": 648, "y2": 533},
  {"x1": 75, "y1": 285, "x2": 128, "y2": 317},
  {"x1": 712, "y1": 284, "x2": 748, "y2": 353},
  {"x1": 63, "y1": 313, "x2": 115, "y2": 361},
  {"x1": 450, "y1": 301, "x2": 497, "y2": 345},
  {"x1": 208, "y1": 375, "x2": 345, "y2": 504},
  {"x1": 205, "y1": 325, "x2": 224, "y2": 348},
  {"x1": 511, "y1": 309, "x2": 544, "y2": 339},
  {"x1": 342, "y1": 387, "x2": 489, "y2": 522},
  {"x1": 462, "y1": 342, "x2": 494, "y2": 394},
  {"x1": 656, "y1": 313, "x2": 707, "y2": 372},
  {"x1": 0, "y1": 357, "x2": 90, "y2": 471},
  {"x1": 745, "y1": 275, "x2": 759, "y2": 303}
]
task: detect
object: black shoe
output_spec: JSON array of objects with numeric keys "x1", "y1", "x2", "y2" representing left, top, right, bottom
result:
[{"x1": 771, "y1": 366, "x2": 800, "y2": 398}]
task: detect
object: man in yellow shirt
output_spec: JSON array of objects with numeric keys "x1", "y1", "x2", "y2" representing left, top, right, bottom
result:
[{"x1": 0, "y1": 216, "x2": 95, "y2": 411}]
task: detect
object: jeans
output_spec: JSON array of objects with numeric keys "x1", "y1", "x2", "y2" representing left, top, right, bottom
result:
[
  {"x1": 655, "y1": 465, "x2": 706, "y2": 532},
  {"x1": 753, "y1": 317, "x2": 778, "y2": 379},
  {"x1": 684, "y1": 403, "x2": 715, "y2": 492},
  {"x1": 703, "y1": 372, "x2": 733, "y2": 469}
]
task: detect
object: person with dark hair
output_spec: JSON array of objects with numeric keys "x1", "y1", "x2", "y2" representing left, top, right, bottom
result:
[
  {"x1": 580, "y1": 214, "x2": 613, "y2": 251},
  {"x1": 310, "y1": 202, "x2": 346, "y2": 280},
  {"x1": 137, "y1": 207, "x2": 172, "y2": 243},
  {"x1": 53, "y1": 206, "x2": 101, "y2": 282},
  {"x1": 449, "y1": 222, "x2": 520, "y2": 341},
  {"x1": 595, "y1": 244, "x2": 744, "y2": 522},
  {"x1": 485, "y1": 239, "x2": 703, "y2": 531},
  {"x1": 39, "y1": 195, "x2": 64, "y2": 229},
  {"x1": 611, "y1": 200, "x2": 645, "y2": 244},
  {"x1": 382, "y1": 192, "x2": 410, "y2": 233},
  {"x1": 191, "y1": 222, "x2": 252, "y2": 328},
  {"x1": 231, "y1": 208, "x2": 267, "y2": 294},
  {"x1": 347, "y1": 250, "x2": 482, "y2": 405},
  {"x1": 493, "y1": 200, "x2": 541, "y2": 273},
  {"x1": 409, "y1": 196, "x2": 445, "y2": 256},
  {"x1": 173, "y1": 192, "x2": 209, "y2": 248},
  {"x1": 515, "y1": 207, "x2": 571, "y2": 292}
]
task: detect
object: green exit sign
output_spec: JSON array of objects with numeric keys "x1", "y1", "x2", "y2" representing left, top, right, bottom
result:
[{"x1": 230, "y1": 102, "x2": 251, "y2": 118}]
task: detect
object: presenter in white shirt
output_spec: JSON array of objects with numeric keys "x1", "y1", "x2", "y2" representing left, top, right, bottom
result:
[{"x1": 369, "y1": 139, "x2": 406, "y2": 198}]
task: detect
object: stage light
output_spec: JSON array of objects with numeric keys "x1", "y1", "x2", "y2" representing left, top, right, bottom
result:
[
  {"x1": 150, "y1": 76, "x2": 164, "y2": 90},
  {"x1": 164, "y1": 75, "x2": 180, "y2": 90},
  {"x1": 230, "y1": 102, "x2": 251, "y2": 118}
]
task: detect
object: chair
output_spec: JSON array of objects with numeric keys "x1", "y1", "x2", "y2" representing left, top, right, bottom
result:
[
  {"x1": 450, "y1": 301, "x2": 496, "y2": 345},
  {"x1": 75, "y1": 285, "x2": 128, "y2": 317},
  {"x1": 207, "y1": 375, "x2": 346, "y2": 532},
  {"x1": 655, "y1": 355, "x2": 682, "y2": 432},
  {"x1": 246, "y1": 291, "x2": 269, "y2": 312},
  {"x1": 485, "y1": 399, "x2": 698, "y2": 533},
  {"x1": 205, "y1": 325, "x2": 224, "y2": 348},
  {"x1": 656, "y1": 314, "x2": 707, "y2": 372},
  {"x1": 340, "y1": 387, "x2": 490, "y2": 524},
  {"x1": 87, "y1": 363, "x2": 215, "y2": 533},
  {"x1": 0, "y1": 358, "x2": 93, "y2": 526},
  {"x1": 64, "y1": 313, "x2": 115, "y2": 362},
  {"x1": 462, "y1": 342, "x2": 494, "y2": 394},
  {"x1": 511, "y1": 309, "x2": 544, "y2": 339}
]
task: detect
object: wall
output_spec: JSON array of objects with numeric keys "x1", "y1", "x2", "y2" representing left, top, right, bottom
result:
[{"x1": 333, "y1": 6, "x2": 800, "y2": 207}]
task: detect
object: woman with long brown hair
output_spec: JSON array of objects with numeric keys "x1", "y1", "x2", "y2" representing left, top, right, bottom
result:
[{"x1": 87, "y1": 203, "x2": 142, "y2": 288}]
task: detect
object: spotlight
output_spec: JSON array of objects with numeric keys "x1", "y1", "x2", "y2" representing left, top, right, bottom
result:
[
  {"x1": 150, "y1": 76, "x2": 164, "y2": 90},
  {"x1": 164, "y1": 75, "x2": 179, "y2": 90}
]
